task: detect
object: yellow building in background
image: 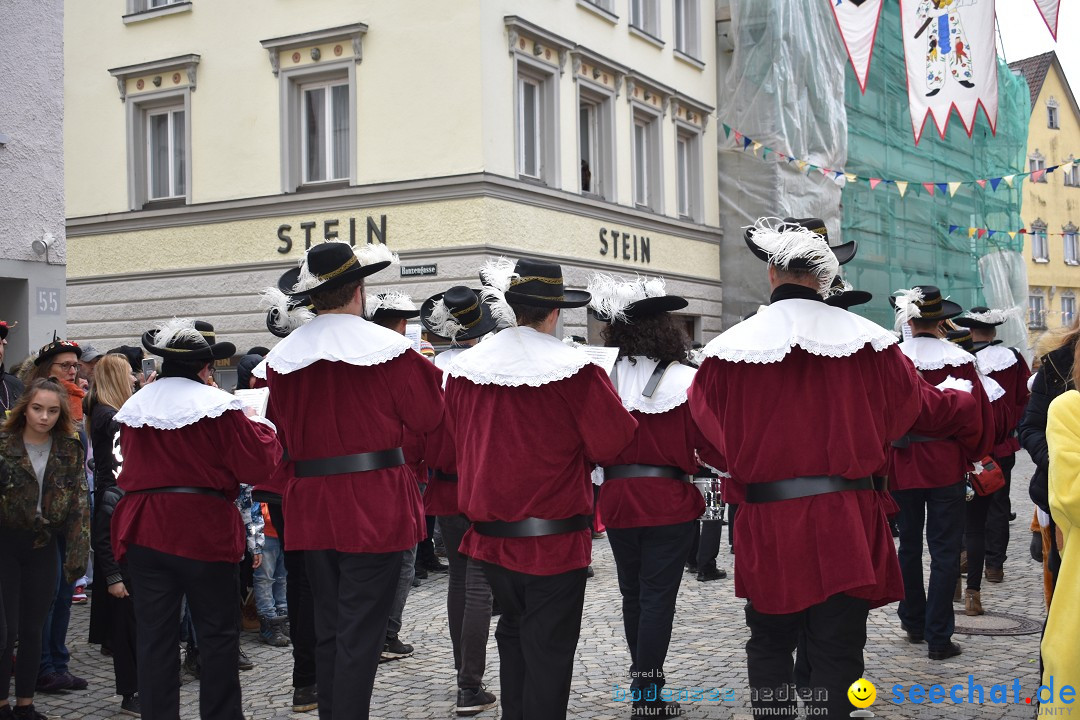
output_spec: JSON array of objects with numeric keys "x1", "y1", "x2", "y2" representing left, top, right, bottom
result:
[
  {"x1": 64, "y1": 0, "x2": 722, "y2": 351},
  {"x1": 1010, "y1": 52, "x2": 1080, "y2": 342}
]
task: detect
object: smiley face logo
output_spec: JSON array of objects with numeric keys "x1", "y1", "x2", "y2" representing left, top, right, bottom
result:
[{"x1": 848, "y1": 678, "x2": 876, "y2": 709}]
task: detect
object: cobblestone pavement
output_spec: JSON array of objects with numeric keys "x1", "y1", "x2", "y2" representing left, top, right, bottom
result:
[{"x1": 47, "y1": 454, "x2": 1045, "y2": 719}]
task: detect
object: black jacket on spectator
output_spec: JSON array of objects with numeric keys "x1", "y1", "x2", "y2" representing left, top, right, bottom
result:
[
  {"x1": 88, "y1": 402, "x2": 125, "y2": 646},
  {"x1": 0, "y1": 366, "x2": 23, "y2": 413}
]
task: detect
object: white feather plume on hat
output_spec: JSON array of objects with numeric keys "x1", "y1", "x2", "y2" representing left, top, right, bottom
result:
[
  {"x1": 587, "y1": 273, "x2": 668, "y2": 324},
  {"x1": 479, "y1": 257, "x2": 520, "y2": 329},
  {"x1": 292, "y1": 242, "x2": 401, "y2": 294},
  {"x1": 892, "y1": 287, "x2": 925, "y2": 331},
  {"x1": 964, "y1": 307, "x2": 1022, "y2": 325},
  {"x1": 149, "y1": 318, "x2": 203, "y2": 350},
  {"x1": 426, "y1": 298, "x2": 465, "y2": 342},
  {"x1": 260, "y1": 287, "x2": 315, "y2": 334},
  {"x1": 364, "y1": 290, "x2": 415, "y2": 319},
  {"x1": 747, "y1": 217, "x2": 839, "y2": 296}
]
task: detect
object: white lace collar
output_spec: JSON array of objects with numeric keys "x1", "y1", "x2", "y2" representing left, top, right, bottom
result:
[
  {"x1": 254, "y1": 313, "x2": 411, "y2": 377},
  {"x1": 115, "y1": 377, "x2": 244, "y2": 430},
  {"x1": 702, "y1": 298, "x2": 897, "y2": 364},
  {"x1": 979, "y1": 372, "x2": 1005, "y2": 402},
  {"x1": 611, "y1": 357, "x2": 695, "y2": 414},
  {"x1": 448, "y1": 326, "x2": 589, "y2": 387},
  {"x1": 977, "y1": 344, "x2": 1018, "y2": 374},
  {"x1": 898, "y1": 336, "x2": 975, "y2": 371}
]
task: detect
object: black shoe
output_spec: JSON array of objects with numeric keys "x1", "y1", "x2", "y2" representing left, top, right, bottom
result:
[
  {"x1": 1032, "y1": 531, "x2": 1044, "y2": 562},
  {"x1": 632, "y1": 699, "x2": 682, "y2": 717},
  {"x1": 238, "y1": 648, "x2": 254, "y2": 671},
  {"x1": 420, "y1": 558, "x2": 449, "y2": 573},
  {"x1": 11, "y1": 705, "x2": 47, "y2": 720},
  {"x1": 697, "y1": 565, "x2": 727, "y2": 582},
  {"x1": 381, "y1": 636, "x2": 414, "y2": 662},
  {"x1": 120, "y1": 693, "x2": 141, "y2": 717},
  {"x1": 901, "y1": 625, "x2": 924, "y2": 644},
  {"x1": 456, "y1": 686, "x2": 497, "y2": 716},
  {"x1": 292, "y1": 684, "x2": 318, "y2": 713},
  {"x1": 586, "y1": 565, "x2": 595, "y2": 578},
  {"x1": 685, "y1": 563, "x2": 698, "y2": 574},
  {"x1": 414, "y1": 567, "x2": 429, "y2": 580},
  {"x1": 259, "y1": 617, "x2": 290, "y2": 647},
  {"x1": 928, "y1": 641, "x2": 962, "y2": 660}
]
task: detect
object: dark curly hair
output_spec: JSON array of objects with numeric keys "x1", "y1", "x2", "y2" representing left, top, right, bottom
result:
[{"x1": 601, "y1": 312, "x2": 690, "y2": 365}]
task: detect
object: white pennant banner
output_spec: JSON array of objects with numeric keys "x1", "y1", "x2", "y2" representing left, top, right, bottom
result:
[
  {"x1": 828, "y1": 0, "x2": 886, "y2": 93},
  {"x1": 1033, "y1": 0, "x2": 1061, "y2": 40},
  {"x1": 900, "y1": 0, "x2": 998, "y2": 144}
]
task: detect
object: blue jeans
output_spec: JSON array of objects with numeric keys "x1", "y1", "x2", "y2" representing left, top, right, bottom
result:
[
  {"x1": 38, "y1": 536, "x2": 73, "y2": 677},
  {"x1": 254, "y1": 536, "x2": 288, "y2": 618}
]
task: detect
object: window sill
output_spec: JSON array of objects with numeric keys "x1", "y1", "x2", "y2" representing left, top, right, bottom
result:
[
  {"x1": 141, "y1": 197, "x2": 187, "y2": 210},
  {"x1": 1066, "y1": 261, "x2": 1080, "y2": 266},
  {"x1": 576, "y1": 0, "x2": 618, "y2": 24},
  {"x1": 673, "y1": 49, "x2": 705, "y2": 70},
  {"x1": 123, "y1": 2, "x2": 192, "y2": 24},
  {"x1": 1034, "y1": 258, "x2": 1050, "y2": 263},
  {"x1": 296, "y1": 180, "x2": 351, "y2": 193},
  {"x1": 518, "y1": 175, "x2": 554, "y2": 190},
  {"x1": 629, "y1": 25, "x2": 664, "y2": 49}
]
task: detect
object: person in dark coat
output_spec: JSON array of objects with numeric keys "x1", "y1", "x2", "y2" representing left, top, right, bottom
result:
[{"x1": 0, "y1": 321, "x2": 25, "y2": 414}]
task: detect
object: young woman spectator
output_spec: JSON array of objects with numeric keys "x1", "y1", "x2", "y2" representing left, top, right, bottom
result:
[
  {"x1": 0, "y1": 379, "x2": 90, "y2": 720},
  {"x1": 86, "y1": 355, "x2": 140, "y2": 715}
]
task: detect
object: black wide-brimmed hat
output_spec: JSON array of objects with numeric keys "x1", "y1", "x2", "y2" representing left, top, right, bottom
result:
[
  {"x1": 953, "y1": 306, "x2": 1008, "y2": 330},
  {"x1": 366, "y1": 291, "x2": 421, "y2": 321},
  {"x1": 34, "y1": 333, "x2": 82, "y2": 366},
  {"x1": 485, "y1": 258, "x2": 590, "y2": 308},
  {"x1": 824, "y1": 275, "x2": 872, "y2": 310},
  {"x1": 946, "y1": 328, "x2": 976, "y2": 353},
  {"x1": 889, "y1": 285, "x2": 963, "y2": 322},
  {"x1": 744, "y1": 217, "x2": 857, "y2": 267},
  {"x1": 284, "y1": 241, "x2": 396, "y2": 297},
  {"x1": 107, "y1": 345, "x2": 144, "y2": 374},
  {"x1": 421, "y1": 286, "x2": 498, "y2": 342},
  {"x1": 263, "y1": 268, "x2": 316, "y2": 338},
  {"x1": 587, "y1": 274, "x2": 687, "y2": 323},
  {"x1": 141, "y1": 319, "x2": 235, "y2": 361}
]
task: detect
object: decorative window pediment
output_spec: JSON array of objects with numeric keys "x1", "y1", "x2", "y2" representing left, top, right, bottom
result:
[
  {"x1": 505, "y1": 16, "x2": 573, "y2": 75},
  {"x1": 108, "y1": 54, "x2": 200, "y2": 102},
  {"x1": 260, "y1": 24, "x2": 368, "y2": 77}
]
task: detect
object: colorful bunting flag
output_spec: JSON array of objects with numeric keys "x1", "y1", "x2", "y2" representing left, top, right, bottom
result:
[
  {"x1": 948, "y1": 181, "x2": 962, "y2": 197},
  {"x1": 1033, "y1": 0, "x2": 1061, "y2": 40},
  {"x1": 923, "y1": 182, "x2": 936, "y2": 196},
  {"x1": 989, "y1": 177, "x2": 1002, "y2": 191},
  {"x1": 896, "y1": 181, "x2": 909, "y2": 197},
  {"x1": 869, "y1": 178, "x2": 882, "y2": 190}
]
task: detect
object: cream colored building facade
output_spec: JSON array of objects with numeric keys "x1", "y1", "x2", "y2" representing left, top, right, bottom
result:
[
  {"x1": 65, "y1": 0, "x2": 722, "y2": 351},
  {"x1": 1009, "y1": 52, "x2": 1080, "y2": 340}
]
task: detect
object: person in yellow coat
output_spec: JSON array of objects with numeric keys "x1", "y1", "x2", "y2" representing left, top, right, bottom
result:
[{"x1": 1043, "y1": 375, "x2": 1080, "y2": 710}]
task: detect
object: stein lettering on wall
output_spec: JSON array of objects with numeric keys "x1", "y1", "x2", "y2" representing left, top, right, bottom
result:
[
  {"x1": 599, "y1": 227, "x2": 651, "y2": 264},
  {"x1": 277, "y1": 214, "x2": 388, "y2": 254}
]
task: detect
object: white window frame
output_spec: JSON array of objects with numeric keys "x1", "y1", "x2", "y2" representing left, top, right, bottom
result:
[
  {"x1": 144, "y1": 105, "x2": 186, "y2": 201},
  {"x1": 673, "y1": 0, "x2": 701, "y2": 61},
  {"x1": 1064, "y1": 161, "x2": 1080, "y2": 187},
  {"x1": 577, "y1": 82, "x2": 615, "y2": 200},
  {"x1": 629, "y1": 0, "x2": 662, "y2": 44},
  {"x1": 277, "y1": 63, "x2": 356, "y2": 192},
  {"x1": 675, "y1": 125, "x2": 703, "y2": 221},
  {"x1": 1032, "y1": 220, "x2": 1049, "y2": 262},
  {"x1": 515, "y1": 56, "x2": 559, "y2": 187},
  {"x1": 124, "y1": 89, "x2": 192, "y2": 209},
  {"x1": 298, "y1": 79, "x2": 351, "y2": 186},
  {"x1": 1062, "y1": 294, "x2": 1077, "y2": 328},
  {"x1": 1066, "y1": 226, "x2": 1080, "y2": 265},
  {"x1": 577, "y1": 0, "x2": 617, "y2": 23},
  {"x1": 1030, "y1": 152, "x2": 1048, "y2": 182},
  {"x1": 631, "y1": 105, "x2": 663, "y2": 212},
  {"x1": 1048, "y1": 98, "x2": 1060, "y2": 129},
  {"x1": 1029, "y1": 293, "x2": 1046, "y2": 328}
]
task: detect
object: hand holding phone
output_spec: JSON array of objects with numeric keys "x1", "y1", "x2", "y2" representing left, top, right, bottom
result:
[{"x1": 141, "y1": 358, "x2": 156, "y2": 381}]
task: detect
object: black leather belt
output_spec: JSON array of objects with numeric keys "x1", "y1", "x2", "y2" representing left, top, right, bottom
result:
[
  {"x1": 472, "y1": 515, "x2": 592, "y2": 538},
  {"x1": 433, "y1": 470, "x2": 458, "y2": 483},
  {"x1": 293, "y1": 448, "x2": 405, "y2": 478},
  {"x1": 128, "y1": 486, "x2": 226, "y2": 500},
  {"x1": 890, "y1": 434, "x2": 938, "y2": 449},
  {"x1": 745, "y1": 476, "x2": 882, "y2": 504},
  {"x1": 252, "y1": 490, "x2": 282, "y2": 505},
  {"x1": 603, "y1": 464, "x2": 690, "y2": 482}
]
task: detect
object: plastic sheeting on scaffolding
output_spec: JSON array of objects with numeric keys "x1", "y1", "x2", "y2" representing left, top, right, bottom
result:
[
  {"x1": 979, "y1": 250, "x2": 1032, "y2": 362},
  {"x1": 716, "y1": 0, "x2": 849, "y2": 329}
]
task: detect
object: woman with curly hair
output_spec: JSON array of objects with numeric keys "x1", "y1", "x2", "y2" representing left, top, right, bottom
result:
[
  {"x1": 0, "y1": 378, "x2": 89, "y2": 720},
  {"x1": 587, "y1": 274, "x2": 724, "y2": 720}
]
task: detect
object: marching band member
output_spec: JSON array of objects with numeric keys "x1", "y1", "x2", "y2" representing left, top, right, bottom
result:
[
  {"x1": 256, "y1": 241, "x2": 443, "y2": 720},
  {"x1": 112, "y1": 319, "x2": 281, "y2": 720},
  {"x1": 690, "y1": 218, "x2": 988, "y2": 719},
  {"x1": 445, "y1": 258, "x2": 637, "y2": 720},
  {"x1": 587, "y1": 273, "x2": 723, "y2": 719}
]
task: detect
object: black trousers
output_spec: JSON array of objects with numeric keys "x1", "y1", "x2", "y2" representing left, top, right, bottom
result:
[
  {"x1": 985, "y1": 453, "x2": 1015, "y2": 569},
  {"x1": 108, "y1": 593, "x2": 138, "y2": 696},
  {"x1": 964, "y1": 491, "x2": 993, "y2": 592},
  {"x1": 306, "y1": 549, "x2": 401, "y2": 720},
  {"x1": 440, "y1": 514, "x2": 493, "y2": 690},
  {"x1": 482, "y1": 563, "x2": 588, "y2": 720},
  {"x1": 893, "y1": 481, "x2": 965, "y2": 649},
  {"x1": 607, "y1": 522, "x2": 695, "y2": 694},
  {"x1": 127, "y1": 544, "x2": 242, "y2": 720},
  {"x1": 745, "y1": 593, "x2": 869, "y2": 720},
  {"x1": 0, "y1": 530, "x2": 58, "y2": 700},
  {"x1": 267, "y1": 503, "x2": 316, "y2": 689}
]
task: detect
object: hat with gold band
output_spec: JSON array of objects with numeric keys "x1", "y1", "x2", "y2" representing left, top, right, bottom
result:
[
  {"x1": 889, "y1": 285, "x2": 963, "y2": 325},
  {"x1": 141, "y1": 318, "x2": 235, "y2": 361},
  {"x1": 285, "y1": 241, "x2": 398, "y2": 297},
  {"x1": 744, "y1": 217, "x2": 857, "y2": 267},
  {"x1": 421, "y1": 286, "x2": 498, "y2": 342}
]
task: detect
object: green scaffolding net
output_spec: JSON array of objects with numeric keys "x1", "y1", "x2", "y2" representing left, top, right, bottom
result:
[{"x1": 841, "y1": 1, "x2": 1031, "y2": 334}]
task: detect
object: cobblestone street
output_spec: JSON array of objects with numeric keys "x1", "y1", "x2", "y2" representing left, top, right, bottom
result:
[{"x1": 47, "y1": 454, "x2": 1045, "y2": 719}]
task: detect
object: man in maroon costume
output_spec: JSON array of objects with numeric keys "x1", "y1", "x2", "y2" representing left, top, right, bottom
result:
[
  {"x1": 256, "y1": 241, "x2": 444, "y2": 720},
  {"x1": 689, "y1": 218, "x2": 990, "y2": 719},
  {"x1": 113, "y1": 319, "x2": 281, "y2": 720},
  {"x1": 445, "y1": 258, "x2": 637, "y2": 720}
]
